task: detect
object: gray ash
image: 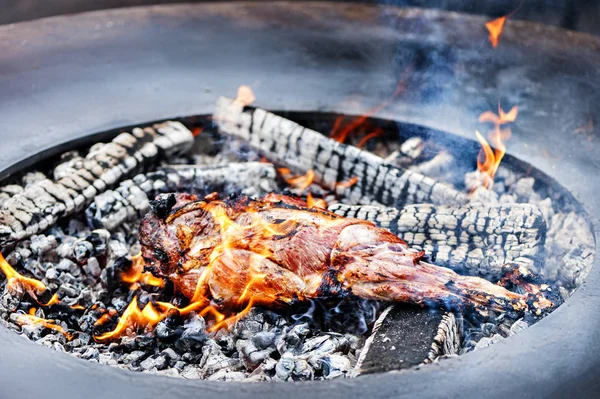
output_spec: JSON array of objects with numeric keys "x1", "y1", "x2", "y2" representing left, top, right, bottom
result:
[{"x1": 0, "y1": 114, "x2": 595, "y2": 381}]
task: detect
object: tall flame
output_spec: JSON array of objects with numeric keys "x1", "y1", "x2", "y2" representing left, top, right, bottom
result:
[{"x1": 474, "y1": 104, "x2": 518, "y2": 190}]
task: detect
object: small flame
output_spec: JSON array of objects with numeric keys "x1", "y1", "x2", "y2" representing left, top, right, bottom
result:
[
  {"x1": 335, "y1": 176, "x2": 359, "y2": 190},
  {"x1": 278, "y1": 168, "x2": 315, "y2": 192},
  {"x1": 233, "y1": 85, "x2": 256, "y2": 107},
  {"x1": 121, "y1": 254, "x2": 165, "y2": 288},
  {"x1": 307, "y1": 193, "x2": 327, "y2": 209},
  {"x1": 329, "y1": 71, "x2": 410, "y2": 145},
  {"x1": 485, "y1": 16, "x2": 506, "y2": 48},
  {"x1": 0, "y1": 253, "x2": 46, "y2": 297},
  {"x1": 473, "y1": 105, "x2": 518, "y2": 190},
  {"x1": 95, "y1": 297, "x2": 164, "y2": 341},
  {"x1": 17, "y1": 309, "x2": 73, "y2": 340},
  {"x1": 485, "y1": 0, "x2": 524, "y2": 48}
]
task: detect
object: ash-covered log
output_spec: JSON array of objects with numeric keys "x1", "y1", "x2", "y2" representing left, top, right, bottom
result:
[
  {"x1": 329, "y1": 203, "x2": 546, "y2": 279},
  {"x1": 0, "y1": 121, "x2": 194, "y2": 247},
  {"x1": 86, "y1": 162, "x2": 277, "y2": 230},
  {"x1": 352, "y1": 305, "x2": 460, "y2": 376},
  {"x1": 214, "y1": 97, "x2": 468, "y2": 208}
]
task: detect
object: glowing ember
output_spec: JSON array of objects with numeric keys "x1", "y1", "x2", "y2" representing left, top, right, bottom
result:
[
  {"x1": 474, "y1": 105, "x2": 518, "y2": 190},
  {"x1": 485, "y1": 16, "x2": 506, "y2": 48}
]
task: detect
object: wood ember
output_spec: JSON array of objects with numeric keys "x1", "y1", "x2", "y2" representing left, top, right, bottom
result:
[
  {"x1": 352, "y1": 305, "x2": 460, "y2": 376},
  {"x1": 0, "y1": 121, "x2": 194, "y2": 248},
  {"x1": 86, "y1": 162, "x2": 277, "y2": 231},
  {"x1": 329, "y1": 203, "x2": 546, "y2": 279},
  {"x1": 214, "y1": 97, "x2": 468, "y2": 208}
]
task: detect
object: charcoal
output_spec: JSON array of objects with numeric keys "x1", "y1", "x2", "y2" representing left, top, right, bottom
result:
[
  {"x1": 474, "y1": 334, "x2": 504, "y2": 350},
  {"x1": 82, "y1": 257, "x2": 102, "y2": 278},
  {"x1": 214, "y1": 97, "x2": 468, "y2": 207},
  {"x1": 122, "y1": 350, "x2": 148, "y2": 365},
  {"x1": 291, "y1": 359, "x2": 313, "y2": 381},
  {"x1": 73, "y1": 239, "x2": 94, "y2": 263},
  {"x1": 317, "y1": 354, "x2": 351, "y2": 379},
  {"x1": 29, "y1": 234, "x2": 57, "y2": 256},
  {"x1": 300, "y1": 333, "x2": 348, "y2": 356},
  {"x1": 81, "y1": 347, "x2": 100, "y2": 360},
  {"x1": 275, "y1": 352, "x2": 295, "y2": 380},
  {"x1": 252, "y1": 331, "x2": 276, "y2": 350},
  {"x1": 174, "y1": 314, "x2": 207, "y2": 351},
  {"x1": 207, "y1": 370, "x2": 246, "y2": 382},
  {"x1": 353, "y1": 305, "x2": 460, "y2": 375},
  {"x1": 330, "y1": 202, "x2": 546, "y2": 280}
]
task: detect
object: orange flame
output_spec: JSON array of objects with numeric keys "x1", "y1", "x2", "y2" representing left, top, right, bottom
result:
[
  {"x1": 121, "y1": 254, "x2": 165, "y2": 288},
  {"x1": 485, "y1": 16, "x2": 506, "y2": 48},
  {"x1": 278, "y1": 168, "x2": 315, "y2": 192},
  {"x1": 474, "y1": 105, "x2": 518, "y2": 190},
  {"x1": 307, "y1": 193, "x2": 327, "y2": 209},
  {"x1": 485, "y1": 0, "x2": 524, "y2": 48},
  {"x1": 233, "y1": 85, "x2": 256, "y2": 107},
  {"x1": 17, "y1": 308, "x2": 73, "y2": 340},
  {"x1": 95, "y1": 297, "x2": 165, "y2": 341},
  {"x1": 329, "y1": 68, "x2": 411, "y2": 145},
  {"x1": 0, "y1": 253, "x2": 46, "y2": 298},
  {"x1": 335, "y1": 176, "x2": 359, "y2": 190},
  {"x1": 96, "y1": 198, "x2": 315, "y2": 340}
]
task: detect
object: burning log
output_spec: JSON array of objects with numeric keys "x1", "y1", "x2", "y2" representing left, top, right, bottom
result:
[
  {"x1": 96, "y1": 192, "x2": 556, "y2": 341},
  {"x1": 329, "y1": 203, "x2": 546, "y2": 279},
  {"x1": 352, "y1": 305, "x2": 460, "y2": 376},
  {"x1": 86, "y1": 162, "x2": 277, "y2": 231},
  {"x1": 214, "y1": 97, "x2": 468, "y2": 208},
  {"x1": 0, "y1": 121, "x2": 194, "y2": 248}
]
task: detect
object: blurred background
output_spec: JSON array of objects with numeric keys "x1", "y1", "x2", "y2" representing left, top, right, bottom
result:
[{"x1": 1, "y1": 0, "x2": 599, "y2": 35}]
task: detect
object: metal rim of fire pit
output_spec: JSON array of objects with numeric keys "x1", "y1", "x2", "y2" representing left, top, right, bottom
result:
[{"x1": 0, "y1": 2, "x2": 599, "y2": 398}]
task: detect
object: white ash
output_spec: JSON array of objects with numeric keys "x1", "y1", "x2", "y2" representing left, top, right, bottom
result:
[{"x1": 0, "y1": 120, "x2": 594, "y2": 381}]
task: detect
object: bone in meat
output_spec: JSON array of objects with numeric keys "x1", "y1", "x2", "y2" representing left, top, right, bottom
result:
[{"x1": 139, "y1": 193, "x2": 554, "y2": 318}]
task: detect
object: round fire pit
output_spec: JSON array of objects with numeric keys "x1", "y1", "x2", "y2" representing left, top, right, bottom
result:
[{"x1": 0, "y1": 2, "x2": 599, "y2": 398}]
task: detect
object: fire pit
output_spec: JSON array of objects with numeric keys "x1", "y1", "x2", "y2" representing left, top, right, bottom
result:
[{"x1": 0, "y1": 2, "x2": 599, "y2": 398}]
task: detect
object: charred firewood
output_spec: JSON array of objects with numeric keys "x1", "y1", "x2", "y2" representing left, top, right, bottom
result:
[
  {"x1": 0, "y1": 121, "x2": 194, "y2": 248},
  {"x1": 352, "y1": 305, "x2": 460, "y2": 376},
  {"x1": 329, "y1": 203, "x2": 546, "y2": 280},
  {"x1": 86, "y1": 162, "x2": 277, "y2": 231},
  {"x1": 213, "y1": 97, "x2": 468, "y2": 208}
]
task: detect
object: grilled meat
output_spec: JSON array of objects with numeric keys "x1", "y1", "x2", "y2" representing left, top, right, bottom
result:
[{"x1": 139, "y1": 193, "x2": 554, "y2": 316}]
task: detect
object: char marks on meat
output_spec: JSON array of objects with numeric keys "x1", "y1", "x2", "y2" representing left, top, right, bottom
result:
[{"x1": 139, "y1": 193, "x2": 554, "y2": 317}]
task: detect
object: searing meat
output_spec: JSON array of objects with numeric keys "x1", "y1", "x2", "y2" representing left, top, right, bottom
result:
[{"x1": 139, "y1": 193, "x2": 554, "y2": 317}]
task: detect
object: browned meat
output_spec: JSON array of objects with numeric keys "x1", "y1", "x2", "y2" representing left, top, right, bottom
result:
[{"x1": 139, "y1": 193, "x2": 554, "y2": 317}]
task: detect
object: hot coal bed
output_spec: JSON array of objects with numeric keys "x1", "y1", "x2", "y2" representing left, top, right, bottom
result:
[{"x1": 0, "y1": 96, "x2": 593, "y2": 382}]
